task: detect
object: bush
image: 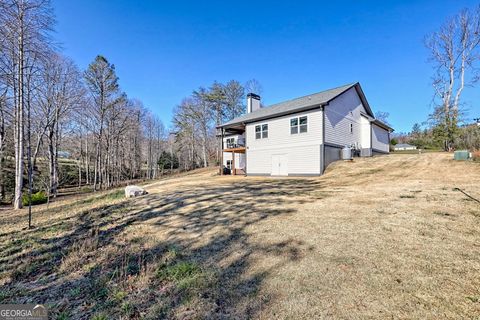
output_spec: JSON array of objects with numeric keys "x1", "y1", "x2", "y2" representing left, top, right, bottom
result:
[{"x1": 22, "y1": 191, "x2": 48, "y2": 206}]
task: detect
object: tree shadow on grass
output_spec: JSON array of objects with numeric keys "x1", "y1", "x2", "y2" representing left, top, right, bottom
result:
[{"x1": 1, "y1": 178, "x2": 327, "y2": 319}]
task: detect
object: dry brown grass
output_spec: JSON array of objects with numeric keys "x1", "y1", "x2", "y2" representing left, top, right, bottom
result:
[{"x1": 1, "y1": 153, "x2": 479, "y2": 319}]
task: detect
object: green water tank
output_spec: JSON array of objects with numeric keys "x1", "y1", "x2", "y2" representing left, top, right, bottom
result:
[{"x1": 454, "y1": 150, "x2": 470, "y2": 160}]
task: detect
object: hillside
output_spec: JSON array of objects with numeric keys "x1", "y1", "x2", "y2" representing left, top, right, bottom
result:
[{"x1": 1, "y1": 153, "x2": 479, "y2": 319}]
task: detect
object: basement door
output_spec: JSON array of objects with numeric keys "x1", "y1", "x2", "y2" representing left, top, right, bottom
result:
[{"x1": 271, "y1": 154, "x2": 288, "y2": 176}]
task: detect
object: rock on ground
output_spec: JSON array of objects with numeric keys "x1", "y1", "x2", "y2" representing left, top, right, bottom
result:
[{"x1": 124, "y1": 185, "x2": 148, "y2": 198}]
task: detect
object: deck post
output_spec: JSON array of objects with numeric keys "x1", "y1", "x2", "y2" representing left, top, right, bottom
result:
[
  {"x1": 243, "y1": 123, "x2": 247, "y2": 177},
  {"x1": 232, "y1": 151, "x2": 235, "y2": 175},
  {"x1": 219, "y1": 128, "x2": 224, "y2": 175}
]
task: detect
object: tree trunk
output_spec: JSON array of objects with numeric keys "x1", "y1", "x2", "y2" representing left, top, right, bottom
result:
[
  {"x1": 78, "y1": 132, "x2": 82, "y2": 188},
  {"x1": 14, "y1": 26, "x2": 25, "y2": 210},
  {"x1": 94, "y1": 122, "x2": 103, "y2": 191},
  {"x1": 85, "y1": 135, "x2": 89, "y2": 185},
  {"x1": 48, "y1": 127, "x2": 55, "y2": 197},
  {"x1": 27, "y1": 90, "x2": 33, "y2": 228},
  {"x1": 0, "y1": 94, "x2": 6, "y2": 201}
]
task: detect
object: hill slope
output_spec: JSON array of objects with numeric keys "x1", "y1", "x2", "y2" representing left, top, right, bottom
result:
[{"x1": 1, "y1": 153, "x2": 479, "y2": 319}]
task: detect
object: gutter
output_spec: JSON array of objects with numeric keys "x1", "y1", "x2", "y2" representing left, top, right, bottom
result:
[
  {"x1": 371, "y1": 119, "x2": 394, "y2": 132},
  {"x1": 218, "y1": 103, "x2": 325, "y2": 129}
]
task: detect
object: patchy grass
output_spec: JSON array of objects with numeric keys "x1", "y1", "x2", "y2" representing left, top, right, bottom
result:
[
  {"x1": 157, "y1": 261, "x2": 201, "y2": 282},
  {"x1": 1, "y1": 153, "x2": 480, "y2": 319}
]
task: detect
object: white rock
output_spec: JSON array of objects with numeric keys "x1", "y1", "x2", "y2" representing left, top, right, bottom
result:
[{"x1": 125, "y1": 185, "x2": 148, "y2": 198}]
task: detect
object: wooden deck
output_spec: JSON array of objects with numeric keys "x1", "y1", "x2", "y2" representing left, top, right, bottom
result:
[
  {"x1": 223, "y1": 146, "x2": 246, "y2": 153},
  {"x1": 222, "y1": 147, "x2": 246, "y2": 175}
]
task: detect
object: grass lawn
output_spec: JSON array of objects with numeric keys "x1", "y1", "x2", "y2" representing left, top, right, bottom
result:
[{"x1": 0, "y1": 153, "x2": 479, "y2": 319}]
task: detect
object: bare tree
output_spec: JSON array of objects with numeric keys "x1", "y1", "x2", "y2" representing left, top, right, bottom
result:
[
  {"x1": 223, "y1": 80, "x2": 245, "y2": 120},
  {"x1": 0, "y1": 89, "x2": 10, "y2": 201},
  {"x1": 245, "y1": 78, "x2": 263, "y2": 96},
  {"x1": 206, "y1": 81, "x2": 226, "y2": 128},
  {"x1": 425, "y1": 6, "x2": 480, "y2": 150},
  {"x1": 153, "y1": 117, "x2": 165, "y2": 178},
  {"x1": 374, "y1": 111, "x2": 390, "y2": 126},
  {"x1": 173, "y1": 99, "x2": 202, "y2": 170},
  {"x1": 144, "y1": 113, "x2": 165, "y2": 179},
  {"x1": 0, "y1": 0, "x2": 54, "y2": 210},
  {"x1": 190, "y1": 90, "x2": 212, "y2": 168},
  {"x1": 84, "y1": 55, "x2": 119, "y2": 190},
  {"x1": 36, "y1": 54, "x2": 84, "y2": 197},
  {"x1": 0, "y1": 2, "x2": 176, "y2": 208}
]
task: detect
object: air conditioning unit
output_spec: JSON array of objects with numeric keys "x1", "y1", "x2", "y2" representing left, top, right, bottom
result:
[{"x1": 342, "y1": 146, "x2": 353, "y2": 160}]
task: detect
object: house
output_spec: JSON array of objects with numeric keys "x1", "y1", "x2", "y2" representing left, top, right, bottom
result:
[
  {"x1": 58, "y1": 151, "x2": 71, "y2": 158},
  {"x1": 218, "y1": 82, "x2": 393, "y2": 176},
  {"x1": 394, "y1": 143, "x2": 417, "y2": 151}
]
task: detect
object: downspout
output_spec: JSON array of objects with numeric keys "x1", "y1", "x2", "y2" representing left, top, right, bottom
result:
[
  {"x1": 232, "y1": 150, "x2": 235, "y2": 175},
  {"x1": 370, "y1": 122, "x2": 373, "y2": 156},
  {"x1": 321, "y1": 105, "x2": 326, "y2": 175}
]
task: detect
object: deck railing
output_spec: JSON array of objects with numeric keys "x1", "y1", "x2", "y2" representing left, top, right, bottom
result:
[{"x1": 225, "y1": 138, "x2": 245, "y2": 149}]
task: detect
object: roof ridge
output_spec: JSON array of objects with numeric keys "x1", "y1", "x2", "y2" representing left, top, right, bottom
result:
[
  {"x1": 219, "y1": 82, "x2": 364, "y2": 128},
  {"x1": 265, "y1": 82, "x2": 356, "y2": 109}
]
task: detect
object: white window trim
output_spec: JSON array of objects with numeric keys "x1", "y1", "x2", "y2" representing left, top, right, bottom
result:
[
  {"x1": 255, "y1": 123, "x2": 269, "y2": 139},
  {"x1": 226, "y1": 137, "x2": 235, "y2": 148},
  {"x1": 290, "y1": 116, "x2": 308, "y2": 134},
  {"x1": 226, "y1": 160, "x2": 232, "y2": 169}
]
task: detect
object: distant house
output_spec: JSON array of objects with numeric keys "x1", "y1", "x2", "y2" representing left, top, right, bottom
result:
[
  {"x1": 58, "y1": 151, "x2": 71, "y2": 158},
  {"x1": 394, "y1": 143, "x2": 417, "y2": 151},
  {"x1": 218, "y1": 82, "x2": 394, "y2": 176}
]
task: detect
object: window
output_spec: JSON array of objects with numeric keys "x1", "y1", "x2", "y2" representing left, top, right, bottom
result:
[
  {"x1": 226, "y1": 160, "x2": 232, "y2": 169},
  {"x1": 290, "y1": 118, "x2": 298, "y2": 134},
  {"x1": 350, "y1": 123, "x2": 353, "y2": 134},
  {"x1": 255, "y1": 124, "x2": 268, "y2": 139},
  {"x1": 299, "y1": 116, "x2": 307, "y2": 133},
  {"x1": 226, "y1": 138, "x2": 235, "y2": 148},
  {"x1": 290, "y1": 116, "x2": 307, "y2": 134}
]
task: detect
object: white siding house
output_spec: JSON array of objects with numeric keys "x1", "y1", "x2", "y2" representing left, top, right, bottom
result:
[
  {"x1": 372, "y1": 123, "x2": 390, "y2": 154},
  {"x1": 324, "y1": 87, "x2": 365, "y2": 147},
  {"x1": 360, "y1": 115, "x2": 372, "y2": 154},
  {"x1": 219, "y1": 83, "x2": 393, "y2": 176},
  {"x1": 222, "y1": 134, "x2": 246, "y2": 173},
  {"x1": 246, "y1": 109, "x2": 323, "y2": 175}
]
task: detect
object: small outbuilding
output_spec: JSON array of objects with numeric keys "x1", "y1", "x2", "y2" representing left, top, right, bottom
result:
[{"x1": 394, "y1": 143, "x2": 417, "y2": 151}]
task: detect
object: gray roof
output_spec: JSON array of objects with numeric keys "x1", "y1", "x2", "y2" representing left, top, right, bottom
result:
[
  {"x1": 372, "y1": 119, "x2": 394, "y2": 132},
  {"x1": 220, "y1": 83, "x2": 362, "y2": 128}
]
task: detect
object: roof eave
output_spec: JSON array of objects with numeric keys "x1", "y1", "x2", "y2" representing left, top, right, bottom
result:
[
  {"x1": 218, "y1": 103, "x2": 325, "y2": 129},
  {"x1": 372, "y1": 119, "x2": 394, "y2": 132},
  {"x1": 218, "y1": 82, "x2": 372, "y2": 128},
  {"x1": 352, "y1": 83, "x2": 375, "y2": 118}
]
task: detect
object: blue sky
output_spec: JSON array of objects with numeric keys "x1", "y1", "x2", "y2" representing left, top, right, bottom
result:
[{"x1": 52, "y1": 0, "x2": 480, "y2": 133}]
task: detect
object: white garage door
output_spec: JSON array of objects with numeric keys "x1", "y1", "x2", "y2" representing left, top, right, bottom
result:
[{"x1": 271, "y1": 154, "x2": 288, "y2": 176}]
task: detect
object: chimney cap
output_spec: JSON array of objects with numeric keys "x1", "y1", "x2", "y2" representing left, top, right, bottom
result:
[{"x1": 247, "y1": 93, "x2": 261, "y2": 100}]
